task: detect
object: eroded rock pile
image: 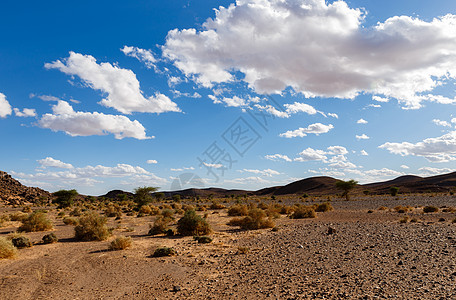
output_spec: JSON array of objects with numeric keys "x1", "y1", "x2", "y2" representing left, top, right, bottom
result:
[{"x1": 0, "y1": 171, "x2": 51, "y2": 205}]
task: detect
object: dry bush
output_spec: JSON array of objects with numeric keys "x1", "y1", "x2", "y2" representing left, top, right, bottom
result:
[
  {"x1": 11, "y1": 235, "x2": 32, "y2": 248},
  {"x1": 18, "y1": 212, "x2": 53, "y2": 232},
  {"x1": 63, "y1": 217, "x2": 79, "y2": 226},
  {"x1": 69, "y1": 208, "x2": 82, "y2": 217},
  {"x1": 9, "y1": 212, "x2": 28, "y2": 222},
  {"x1": 314, "y1": 202, "x2": 334, "y2": 212},
  {"x1": 109, "y1": 236, "x2": 132, "y2": 250},
  {"x1": 195, "y1": 236, "x2": 213, "y2": 244},
  {"x1": 171, "y1": 203, "x2": 182, "y2": 210},
  {"x1": 399, "y1": 216, "x2": 409, "y2": 223},
  {"x1": 152, "y1": 247, "x2": 176, "y2": 257},
  {"x1": 279, "y1": 205, "x2": 294, "y2": 215},
  {"x1": 442, "y1": 207, "x2": 456, "y2": 213},
  {"x1": 237, "y1": 246, "x2": 250, "y2": 254},
  {"x1": 378, "y1": 206, "x2": 388, "y2": 211},
  {"x1": 0, "y1": 237, "x2": 17, "y2": 259},
  {"x1": 57, "y1": 211, "x2": 66, "y2": 218},
  {"x1": 227, "y1": 208, "x2": 275, "y2": 230},
  {"x1": 138, "y1": 205, "x2": 159, "y2": 216},
  {"x1": 257, "y1": 202, "x2": 269, "y2": 210},
  {"x1": 290, "y1": 206, "x2": 316, "y2": 219},
  {"x1": 22, "y1": 206, "x2": 32, "y2": 213},
  {"x1": 210, "y1": 202, "x2": 226, "y2": 210},
  {"x1": 182, "y1": 204, "x2": 195, "y2": 212},
  {"x1": 177, "y1": 210, "x2": 211, "y2": 236},
  {"x1": 42, "y1": 233, "x2": 58, "y2": 244},
  {"x1": 148, "y1": 216, "x2": 172, "y2": 235},
  {"x1": 161, "y1": 209, "x2": 175, "y2": 219},
  {"x1": 74, "y1": 211, "x2": 111, "y2": 241},
  {"x1": 227, "y1": 204, "x2": 249, "y2": 216},
  {"x1": 104, "y1": 204, "x2": 122, "y2": 218},
  {"x1": 394, "y1": 206, "x2": 412, "y2": 213},
  {"x1": 423, "y1": 206, "x2": 439, "y2": 213}
]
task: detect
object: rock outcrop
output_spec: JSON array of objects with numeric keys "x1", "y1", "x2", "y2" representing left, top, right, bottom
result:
[{"x1": 0, "y1": 171, "x2": 51, "y2": 205}]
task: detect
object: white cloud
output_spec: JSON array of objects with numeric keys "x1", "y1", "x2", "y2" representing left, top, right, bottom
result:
[
  {"x1": 379, "y1": 131, "x2": 456, "y2": 162},
  {"x1": 39, "y1": 101, "x2": 151, "y2": 140},
  {"x1": 147, "y1": 160, "x2": 158, "y2": 164},
  {"x1": 172, "y1": 90, "x2": 201, "y2": 98},
  {"x1": 360, "y1": 150, "x2": 368, "y2": 156},
  {"x1": 372, "y1": 95, "x2": 389, "y2": 103},
  {"x1": 432, "y1": 119, "x2": 452, "y2": 127},
  {"x1": 255, "y1": 101, "x2": 317, "y2": 118},
  {"x1": 328, "y1": 113, "x2": 338, "y2": 118},
  {"x1": 38, "y1": 157, "x2": 74, "y2": 169},
  {"x1": 357, "y1": 118, "x2": 368, "y2": 124},
  {"x1": 32, "y1": 94, "x2": 61, "y2": 102},
  {"x1": 163, "y1": 0, "x2": 456, "y2": 109},
  {"x1": 418, "y1": 167, "x2": 456, "y2": 175},
  {"x1": 224, "y1": 176, "x2": 270, "y2": 185},
  {"x1": 211, "y1": 95, "x2": 247, "y2": 107},
  {"x1": 327, "y1": 146, "x2": 348, "y2": 155},
  {"x1": 14, "y1": 108, "x2": 37, "y2": 117},
  {"x1": 451, "y1": 118, "x2": 456, "y2": 124},
  {"x1": 366, "y1": 104, "x2": 381, "y2": 108},
  {"x1": 170, "y1": 167, "x2": 195, "y2": 172},
  {"x1": 265, "y1": 154, "x2": 292, "y2": 162},
  {"x1": 295, "y1": 147, "x2": 328, "y2": 161},
  {"x1": 121, "y1": 46, "x2": 157, "y2": 69},
  {"x1": 239, "y1": 168, "x2": 280, "y2": 177},
  {"x1": 364, "y1": 168, "x2": 403, "y2": 178},
  {"x1": 45, "y1": 52, "x2": 180, "y2": 114},
  {"x1": 356, "y1": 134, "x2": 369, "y2": 140},
  {"x1": 0, "y1": 93, "x2": 12, "y2": 118},
  {"x1": 280, "y1": 123, "x2": 333, "y2": 138},
  {"x1": 203, "y1": 162, "x2": 223, "y2": 169},
  {"x1": 400, "y1": 165, "x2": 410, "y2": 169}
]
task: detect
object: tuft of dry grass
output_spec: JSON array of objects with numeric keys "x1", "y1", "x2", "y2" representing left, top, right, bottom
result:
[
  {"x1": 152, "y1": 247, "x2": 176, "y2": 257},
  {"x1": 109, "y1": 236, "x2": 132, "y2": 250},
  {"x1": 148, "y1": 216, "x2": 172, "y2": 235},
  {"x1": 290, "y1": 206, "x2": 316, "y2": 219},
  {"x1": 237, "y1": 246, "x2": 250, "y2": 254},
  {"x1": 18, "y1": 212, "x2": 53, "y2": 232},
  {"x1": 399, "y1": 216, "x2": 409, "y2": 224},
  {"x1": 74, "y1": 211, "x2": 111, "y2": 241},
  {"x1": 227, "y1": 204, "x2": 249, "y2": 216},
  {"x1": 314, "y1": 202, "x2": 334, "y2": 212},
  {"x1": 228, "y1": 208, "x2": 274, "y2": 230},
  {"x1": 63, "y1": 217, "x2": 79, "y2": 226},
  {"x1": 177, "y1": 210, "x2": 211, "y2": 236},
  {"x1": 0, "y1": 237, "x2": 17, "y2": 259},
  {"x1": 423, "y1": 206, "x2": 439, "y2": 213}
]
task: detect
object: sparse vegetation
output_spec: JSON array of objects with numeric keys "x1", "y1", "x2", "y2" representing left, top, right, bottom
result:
[
  {"x1": 399, "y1": 216, "x2": 409, "y2": 223},
  {"x1": 148, "y1": 216, "x2": 172, "y2": 235},
  {"x1": 228, "y1": 208, "x2": 274, "y2": 230},
  {"x1": 237, "y1": 246, "x2": 250, "y2": 254},
  {"x1": 152, "y1": 247, "x2": 176, "y2": 257},
  {"x1": 53, "y1": 189, "x2": 78, "y2": 208},
  {"x1": 335, "y1": 179, "x2": 358, "y2": 201},
  {"x1": 134, "y1": 186, "x2": 158, "y2": 209},
  {"x1": 195, "y1": 236, "x2": 212, "y2": 244},
  {"x1": 18, "y1": 212, "x2": 53, "y2": 232},
  {"x1": 390, "y1": 187, "x2": 399, "y2": 196},
  {"x1": 42, "y1": 233, "x2": 58, "y2": 244},
  {"x1": 228, "y1": 204, "x2": 249, "y2": 216},
  {"x1": 423, "y1": 206, "x2": 439, "y2": 213},
  {"x1": 109, "y1": 236, "x2": 132, "y2": 250},
  {"x1": 11, "y1": 235, "x2": 32, "y2": 248},
  {"x1": 315, "y1": 202, "x2": 333, "y2": 212},
  {"x1": 0, "y1": 237, "x2": 17, "y2": 259},
  {"x1": 63, "y1": 217, "x2": 79, "y2": 226},
  {"x1": 74, "y1": 211, "x2": 111, "y2": 241},
  {"x1": 177, "y1": 210, "x2": 211, "y2": 236},
  {"x1": 290, "y1": 206, "x2": 316, "y2": 219}
]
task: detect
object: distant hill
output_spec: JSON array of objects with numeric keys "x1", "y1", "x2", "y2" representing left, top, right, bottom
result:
[{"x1": 0, "y1": 171, "x2": 51, "y2": 205}]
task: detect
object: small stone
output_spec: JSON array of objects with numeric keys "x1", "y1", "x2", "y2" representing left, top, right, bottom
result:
[
  {"x1": 172, "y1": 286, "x2": 181, "y2": 292},
  {"x1": 328, "y1": 227, "x2": 336, "y2": 235}
]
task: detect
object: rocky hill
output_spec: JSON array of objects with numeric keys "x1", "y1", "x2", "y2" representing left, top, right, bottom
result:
[{"x1": 0, "y1": 171, "x2": 51, "y2": 205}]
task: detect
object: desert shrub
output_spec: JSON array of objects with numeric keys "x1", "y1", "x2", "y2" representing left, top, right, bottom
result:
[
  {"x1": 171, "y1": 203, "x2": 182, "y2": 210},
  {"x1": 279, "y1": 205, "x2": 294, "y2": 215},
  {"x1": 42, "y1": 233, "x2": 58, "y2": 244},
  {"x1": 18, "y1": 212, "x2": 53, "y2": 232},
  {"x1": 134, "y1": 186, "x2": 157, "y2": 209},
  {"x1": 390, "y1": 187, "x2": 399, "y2": 196},
  {"x1": 177, "y1": 210, "x2": 211, "y2": 236},
  {"x1": 69, "y1": 208, "x2": 82, "y2": 217},
  {"x1": 452, "y1": 218, "x2": 456, "y2": 224},
  {"x1": 237, "y1": 246, "x2": 250, "y2": 254},
  {"x1": 152, "y1": 247, "x2": 176, "y2": 257},
  {"x1": 228, "y1": 208, "x2": 275, "y2": 230},
  {"x1": 315, "y1": 202, "x2": 334, "y2": 212},
  {"x1": 394, "y1": 206, "x2": 412, "y2": 213},
  {"x1": 104, "y1": 204, "x2": 122, "y2": 218},
  {"x1": 9, "y1": 212, "x2": 28, "y2": 222},
  {"x1": 410, "y1": 218, "x2": 419, "y2": 223},
  {"x1": 0, "y1": 237, "x2": 17, "y2": 259},
  {"x1": 265, "y1": 207, "x2": 281, "y2": 219},
  {"x1": 399, "y1": 216, "x2": 409, "y2": 224},
  {"x1": 210, "y1": 202, "x2": 225, "y2": 210},
  {"x1": 182, "y1": 204, "x2": 195, "y2": 212},
  {"x1": 161, "y1": 209, "x2": 174, "y2": 219},
  {"x1": 53, "y1": 189, "x2": 78, "y2": 208},
  {"x1": 148, "y1": 216, "x2": 172, "y2": 235},
  {"x1": 290, "y1": 206, "x2": 316, "y2": 219},
  {"x1": 228, "y1": 204, "x2": 249, "y2": 216},
  {"x1": 196, "y1": 236, "x2": 212, "y2": 244},
  {"x1": 109, "y1": 236, "x2": 132, "y2": 250},
  {"x1": 63, "y1": 217, "x2": 79, "y2": 226},
  {"x1": 378, "y1": 206, "x2": 388, "y2": 211},
  {"x1": 12, "y1": 236, "x2": 32, "y2": 248},
  {"x1": 74, "y1": 211, "x2": 110, "y2": 241},
  {"x1": 257, "y1": 202, "x2": 269, "y2": 210},
  {"x1": 423, "y1": 206, "x2": 439, "y2": 213},
  {"x1": 165, "y1": 229, "x2": 175, "y2": 236},
  {"x1": 172, "y1": 194, "x2": 181, "y2": 202},
  {"x1": 442, "y1": 207, "x2": 456, "y2": 213},
  {"x1": 22, "y1": 206, "x2": 32, "y2": 213},
  {"x1": 57, "y1": 211, "x2": 66, "y2": 218}
]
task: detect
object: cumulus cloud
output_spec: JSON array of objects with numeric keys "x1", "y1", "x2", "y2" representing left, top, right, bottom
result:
[
  {"x1": 239, "y1": 168, "x2": 280, "y2": 177},
  {"x1": 210, "y1": 95, "x2": 247, "y2": 107},
  {"x1": 327, "y1": 146, "x2": 348, "y2": 155},
  {"x1": 39, "y1": 101, "x2": 151, "y2": 140},
  {"x1": 280, "y1": 123, "x2": 333, "y2": 138},
  {"x1": 379, "y1": 131, "x2": 456, "y2": 162},
  {"x1": 432, "y1": 119, "x2": 452, "y2": 127},
  {"x1": 224, "y1": 176, "x2": 270, "y2": 185},
  {"x1": 418, "y1": 166, "x2": 456, "y2": 175},
  {"x1": 264, "y1": 154, "x2": 292, "y2": 162},
  {"x1": 163, "y1": 0, "x2": 456, "y2": 109},
  {"x1": 357, "y1": 118, "x2": 368, "y2": 124},
  {"x1": 364, "y1": 168, "x2": 404, "y2": 178},
  {"x1": 356, "y1": 134, "x2": 369, "y2": 140},
  {"x1": 14, "y1": 108, "x2": 37, "y2": 117},
  {"x1": 147, "y1": 160, "x2": 158, "y2": 164},
  {"x1": 400, "y1": 165, "x2": 410, "y2": 169},
  {"x1": 360, "y1": 150, "x2": 368, "y2": 156},
  {"x1": 171, "y1": 167, "x2": 195, "y2": 171},
  {"x1": 121, "y1": 46, "x2": 157, "y2": 69},
  {"x1": 45, "y1": 52, "x2": 180, "y2": 114},
  {"x1": 38, "y1": 157, "x2": 74, "y2": 169},
  {"x1": 295, "y1": 147, "x2": 328, "y2": 161},
  {"x1": 372, "y1": 96, "x2": 389, "y2": 103},
  {"x1": 0, "y1": 93, "x2": 12, "y2": 118}
]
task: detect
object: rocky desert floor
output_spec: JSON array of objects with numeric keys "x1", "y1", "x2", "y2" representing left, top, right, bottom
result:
[{"x1": 1, "y1": 194, "x2": 456, "y2": 299}]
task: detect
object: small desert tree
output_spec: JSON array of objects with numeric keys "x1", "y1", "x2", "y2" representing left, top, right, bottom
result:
[
  {"x1": 134, "y1": 187, "x2": 158, "y2": 209},
  {"x1": 336, "y1": 179, "x2": 358, "y2": 201},
  {"x1": 390, "y1": 186, "x2": 399, "y2": 196},
  {"x1": 53, "y1": 189, "x2": 78, "y2": 208}
]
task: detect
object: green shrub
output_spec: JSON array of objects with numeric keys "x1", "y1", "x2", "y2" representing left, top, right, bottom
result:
[
  {"x1": 104, "y1": 204, "x2": 122, "y2": 218},
  {"x1": 42, "y1": 233, "x2": 58, "y2": 244},
  {"x1": 161, "y1": 209, "x2": 174, "y2": 219},
  {"x1": 109, "y1": 236, "x2": 132, "y2": 250},
  {"x1": 18, "y1": 212, "x2": 53, "y2": 232},
  {"x1": 0, "y1": 237, "x2": 17, "y2": 259},
  {"x1": 148, "y1": 216, "x2": 172, "y2": 235},
  {"x1": 152, "y1": 247, "x2": 176, "y2": 257},
  {"x1": 74, "y1": 211, "x2": 111, "y2": 241},
  {"x1": 228, "y1": 204, "x2": 249, "y2": 216},
  {"x1": 290, "y1": 206, "x2": 316, "y2": 219},
  {"x1": 177, "y1": 210, "x2": 211, "y2": 236},
  {"x1": 314, "y1": 202, "x2": 333, "y2": 212},
  {"x1": 227, "y1": 208, "x2": 275, "y2": 230},
  {"x1": 53, "y1": 189, "x2": 78, "y2": 208},
  {"x1": 12, "y1": 236, "x2": 32, "y2": 248},
  {"x1": 423, "y1": 206, "x2": 439, "y2": 213}
]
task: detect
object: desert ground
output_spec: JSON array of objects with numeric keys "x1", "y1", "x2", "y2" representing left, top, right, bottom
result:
[{"x1": 1, "y1": 194, "x2": 456, "y2": 300}]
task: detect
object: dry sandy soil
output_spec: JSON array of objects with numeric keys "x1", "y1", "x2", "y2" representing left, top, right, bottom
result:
[{"x1": 1, "y1": 194, "x2": 456, "y2": 299}]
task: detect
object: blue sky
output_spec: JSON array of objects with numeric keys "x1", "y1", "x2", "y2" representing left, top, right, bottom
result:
[{"x1": 1, "y1": 0, "x2": 456, "y2": 195}]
